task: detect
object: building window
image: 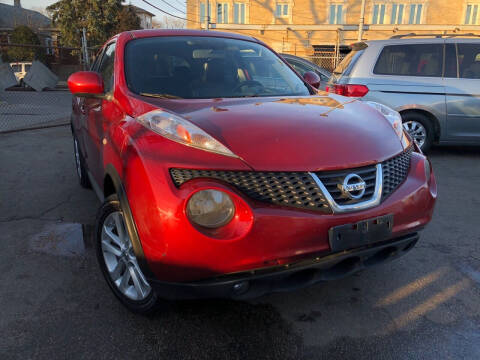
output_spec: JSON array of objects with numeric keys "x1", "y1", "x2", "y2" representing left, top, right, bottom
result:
[
  {"x1": 200, "y1": 2, "x2": 211, "y2": 23},
  {"x1": 234, "y1": 3, "x2": 246, "y2": 24},
  {"x1": 372, "y1": 4, "x2": 386, "y2": 24},
  {"x1": 391, "y1": 3, "x2": 405, "y2": 24},
  {"x1": 465, "y1": 4, "x2": 479, "y2": 24},
  {"x1": 329, "y1": 4, "x2": 344, "y2": 24},
  {"x1": 276, "y1": 3, "x2": 289, "y2": 18},
  {"x1": 408, "y1": 4, "x2": 423, "y2": 24},
  {"x1": 217, "y1": 3, "x2": 229, "y2": 23},
  {"x1": 45, "y1": 38, "x2": 53, "y2": 55}
]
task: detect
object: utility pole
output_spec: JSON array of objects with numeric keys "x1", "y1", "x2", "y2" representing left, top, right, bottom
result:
[
  {"x1": 205, "y1": 0, "x2": 210, "y2": 29},
  {"x1": 358, "y1": 0, "x2": 366, "y2": 41},
  {"x1": 82, "y1": 27, "x2": 90, "y2": 69}
]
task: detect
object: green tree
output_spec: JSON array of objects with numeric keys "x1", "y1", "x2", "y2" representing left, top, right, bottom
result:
[
  {"x1": 6, "y1": 26, "x2": 45, "y2": 62},
  {"x1": 47, "y1": 0, "x2": 123, "y2": 48},
  {"x1": 115, "y1": 5, "x2": 141, "y2": 33}
]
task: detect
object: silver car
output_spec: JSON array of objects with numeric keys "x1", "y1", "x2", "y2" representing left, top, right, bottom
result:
[{"x1": 328, "y1": 35, "x2": 480, "y2": 151}]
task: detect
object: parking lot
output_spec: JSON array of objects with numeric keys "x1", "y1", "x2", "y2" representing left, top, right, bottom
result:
[{"x1": 0, "y1": 125, "x2": 479, "y2": 359}]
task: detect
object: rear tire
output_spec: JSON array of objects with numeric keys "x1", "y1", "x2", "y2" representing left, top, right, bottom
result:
[
  {"x1": 96, "y1": 195, "x2": 160, "y2": 315},
  {"x1": 73, "y1": 135, "x2": 91, "y2": 189},
  {"x1": 401, "y1": 112, "x2": 434, "y2": 152}
]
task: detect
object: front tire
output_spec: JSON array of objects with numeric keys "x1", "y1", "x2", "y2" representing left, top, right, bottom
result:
[
  {"x1": 95, "y1": 195, "x2": 159, "y2": 314},
  {"x1": 401, "y1": 112, "x2": 434, "y2": 152}
]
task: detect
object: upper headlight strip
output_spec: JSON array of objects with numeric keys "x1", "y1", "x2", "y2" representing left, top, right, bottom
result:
[
  {"x1": 364, "y1": 101, "x2": 410, "y2": 148},
  {"x1": 137, "y1": 110, "x2": 238, "y2": 158}
]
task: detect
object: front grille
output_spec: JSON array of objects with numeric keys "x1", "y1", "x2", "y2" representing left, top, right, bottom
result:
[
  {"x1": 170, "y1": 147, "x2": 412, "y2": 213},
  {"x1": 382, "y1": 147, "x2": 413, "y2": 199},
  {"x1": 314, "y1": 165, "x2": 377, "y2": 205},
  {"x1": 170, "y1": 169, "x2": 332, "y2": 213}
]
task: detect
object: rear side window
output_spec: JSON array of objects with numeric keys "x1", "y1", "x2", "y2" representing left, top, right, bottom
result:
[
  {"x1": 458, "y1": 43, "x2": 480, "y2": 79},
  {"x1": 333, "y1": 49, "x2": 364, "y2": 76},
  {"x1": 374, "y1": 44, "x2": 443, "y2": 77}
]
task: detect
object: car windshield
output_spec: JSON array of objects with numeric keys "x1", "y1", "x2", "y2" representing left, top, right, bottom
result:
[{"x1": 124, "y1": 36, "x2": 311, "y2": 99}]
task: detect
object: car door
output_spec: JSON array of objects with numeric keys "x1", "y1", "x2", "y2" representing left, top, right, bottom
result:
[
  {"x1": 444, "y1": 40, "x2": 480, "y2": 141},
  {"x1": 74, "y1": 49, "x2": 104, "y2": 167},
  {"x1": 84, "y1": 42, "x2": 116, "y2": 186}
]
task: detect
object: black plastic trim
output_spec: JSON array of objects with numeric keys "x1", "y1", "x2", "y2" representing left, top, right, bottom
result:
[{"x1": 147, "y1": 232, "x2": 420, "y2": 300}]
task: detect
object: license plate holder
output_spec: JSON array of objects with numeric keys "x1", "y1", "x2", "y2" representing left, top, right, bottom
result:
[{"x1": 328, "y1": 214, "x2": 394, "y2": 252}]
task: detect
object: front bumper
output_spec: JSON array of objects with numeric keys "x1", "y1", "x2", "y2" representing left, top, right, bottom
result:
[{"x1": 148, "y1": 232, "x2": 419, "y2": 300}]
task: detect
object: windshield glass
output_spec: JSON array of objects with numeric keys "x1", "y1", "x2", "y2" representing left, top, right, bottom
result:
[{"x1": 124, "y1": 36, "x2": 311, "y2": 99}]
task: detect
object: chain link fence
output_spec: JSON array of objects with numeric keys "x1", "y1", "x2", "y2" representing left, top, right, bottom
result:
[
  {"x1": 0, "y1": 90, "x2": 72, "y2": 133},
  {"x1": 308, "y1": 53, "x2": 347, "y2": 72},
  {"x1": 0, "y1": 43, "x2": 87, "y2": 133}
]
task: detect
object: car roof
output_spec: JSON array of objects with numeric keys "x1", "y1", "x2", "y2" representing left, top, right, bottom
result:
[
  {"x1": 280, "y1": 53, "x2": 332, "y2": 75},
  {"x1": 125, "y1": 29, "x2": 259, "y2": 43},
  {"x1": 364, "y1": 37, "x2": 480, "y2": 45}
]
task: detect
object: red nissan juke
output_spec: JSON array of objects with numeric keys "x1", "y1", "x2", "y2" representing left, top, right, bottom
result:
[{"x1": 68, "y1": 30, "x2": 437, "y2": 314}]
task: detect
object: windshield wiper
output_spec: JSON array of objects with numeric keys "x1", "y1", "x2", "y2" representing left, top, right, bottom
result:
[{"x1": 140, "y1": 93, "x2": 183, "y2": 99}]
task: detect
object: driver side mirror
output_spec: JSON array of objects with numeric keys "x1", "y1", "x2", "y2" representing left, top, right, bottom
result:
[
  {"x1": 303, "y1": 71, "x2": 321, "y2": 89},
  {"x1": 67, "y1": 71, "x2": 107, "y2": 99}
]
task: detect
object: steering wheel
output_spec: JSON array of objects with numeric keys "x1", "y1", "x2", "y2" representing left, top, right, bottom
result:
[{"x1": 232, "y1": 80, "x2": 265, "y2": 94}]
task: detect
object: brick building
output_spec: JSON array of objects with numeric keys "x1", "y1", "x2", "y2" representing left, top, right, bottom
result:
[{"x1": 186, "y1": 0, "x2": 480, "y2": 56}]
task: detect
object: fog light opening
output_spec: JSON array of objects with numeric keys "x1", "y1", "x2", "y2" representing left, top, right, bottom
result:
[{"x1": 187, "y1": 189, "x2": 235, "y2": 228}]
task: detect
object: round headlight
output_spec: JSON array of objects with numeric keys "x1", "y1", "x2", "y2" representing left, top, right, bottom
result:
[{"x1": 187, "y1": 190, "x2": 235, "y2": 228}]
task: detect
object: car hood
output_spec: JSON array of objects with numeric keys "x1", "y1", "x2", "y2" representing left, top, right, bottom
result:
[{"x1": 150, "y1": 95, "x2": 405, "y2": 171}]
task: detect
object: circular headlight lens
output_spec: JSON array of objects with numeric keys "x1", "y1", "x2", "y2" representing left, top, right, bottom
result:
[{"x1": 187, "y1": 190, "x2": 235, "y2": 228}]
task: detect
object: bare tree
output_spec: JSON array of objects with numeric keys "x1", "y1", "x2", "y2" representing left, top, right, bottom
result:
[
  {"x1": 31, "y1": 6, "x2": 51, "y2": 18},
  {"x1": 153, "y1": 16, "x2": 186, "y2": 29}
]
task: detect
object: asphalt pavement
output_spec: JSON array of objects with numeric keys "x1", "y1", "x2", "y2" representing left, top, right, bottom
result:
[{"x1": 1, "y1": 125, "x2": 479, "y2": 359}]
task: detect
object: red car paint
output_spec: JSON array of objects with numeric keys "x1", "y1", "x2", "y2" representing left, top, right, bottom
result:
[{"x1": 69, "y1": 30, "x2": 436, "y2": 284}]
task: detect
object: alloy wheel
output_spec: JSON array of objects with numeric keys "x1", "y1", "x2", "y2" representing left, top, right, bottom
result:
[
  {"x1": 101, "y1": 211, "x2": 151, "y2": 301},
  {"x1": 403, "y1": 121, "x2": 427, "y2": 149}
]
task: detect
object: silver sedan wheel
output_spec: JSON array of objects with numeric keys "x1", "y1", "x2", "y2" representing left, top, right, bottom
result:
[
  {"x1": 73, "y1": 138, "x2": 82, "y2": 180},
  {"x1": 101, "y1": 211, "x2": 151, "y2": 301},
  {"x1": 403, "y1": 121, "x2": 427, "y2": 148}
]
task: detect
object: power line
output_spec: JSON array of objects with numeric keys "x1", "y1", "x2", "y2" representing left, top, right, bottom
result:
[
  {"x1": 171, "y1": 0, "x2": 187, "y2": 8},
  {"x1": 154, "y1": 0, "x2": 186, "y2": 14},
  {"x1": 141, "y1": 0, "x2": 199, "y2": 23}
]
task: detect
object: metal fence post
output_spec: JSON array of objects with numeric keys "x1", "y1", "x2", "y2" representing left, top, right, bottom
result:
[{"x1": 81, "y1": 28, "x2": 90, "y2": 70}]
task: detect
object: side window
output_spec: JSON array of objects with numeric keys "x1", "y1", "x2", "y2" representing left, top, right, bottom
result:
[
  {"x1": 90, "y1": 48, "x2": 104, "y2": 71},
  {"x1": 98, "y1": 43, "x2": 116, "y2": 93},
  {"x1": 458, "y1": 43, "x2": 480, "y2": 79},
  {"x1": 373, "y1": 44, "x2": 443, "y2": 77},
  {"x1": 289, "y1": 60, "x2": 312, "y2": 76},
  {"x1": 444, "y1": 44, "x2": 458, "y2": 78}
]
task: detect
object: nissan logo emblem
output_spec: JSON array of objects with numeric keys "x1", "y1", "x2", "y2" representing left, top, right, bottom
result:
[{"x1": 341, "y1": 174, "x2": 366, "y2": 199}]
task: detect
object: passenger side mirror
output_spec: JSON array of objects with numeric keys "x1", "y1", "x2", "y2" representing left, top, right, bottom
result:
[
  {"x1": 68, "y1": 71, "x2": 107, "y2": 99},
  {"x1": 303, "y1": 71, "x2": 321, "y2": 89}
]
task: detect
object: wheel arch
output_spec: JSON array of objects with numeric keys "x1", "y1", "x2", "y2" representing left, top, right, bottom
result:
[
  {"x1": 399, "y1": 108, "x2": 441, "y2": 142},
  {"x1": 103, "y1": 164, "x2": 154, "y2": 278}
]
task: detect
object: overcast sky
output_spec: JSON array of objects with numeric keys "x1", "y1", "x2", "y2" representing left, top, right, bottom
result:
[{"x1": 0, "y1": 0, "x2": 186, "y2": 20}]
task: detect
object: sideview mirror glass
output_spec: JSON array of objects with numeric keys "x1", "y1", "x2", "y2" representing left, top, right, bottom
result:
[
  {"x1": 68, "y1": 71, "x2": 105, "y2": 97},
  {"x1": 303, "y1": 71, "x2": 321, "y2": 89}
]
